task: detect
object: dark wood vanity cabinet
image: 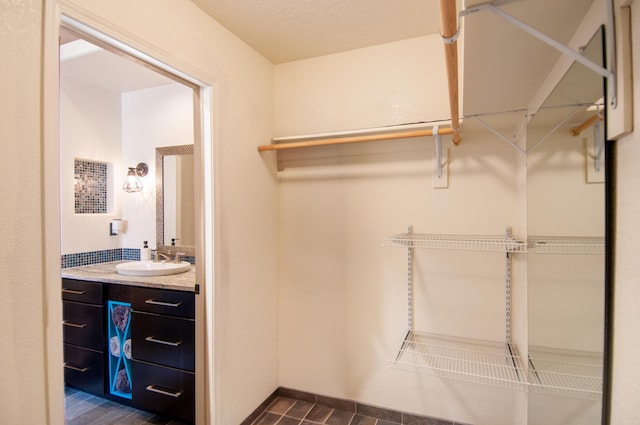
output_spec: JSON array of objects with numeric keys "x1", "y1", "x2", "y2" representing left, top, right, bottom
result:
[
  {"x1": 62, "y1": 278, "x2": 105, "y2": 395},
  {"x1": 62, "y1": 278, "x2": 196, "y2": 423},
  {"x1": 130, "y1": 286, "x2": 196, "y2": 423}
]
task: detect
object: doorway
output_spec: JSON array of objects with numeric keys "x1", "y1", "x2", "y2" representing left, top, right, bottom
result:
[{"x1": 45, "y1": 13, "x2": 213, "y2": 425}]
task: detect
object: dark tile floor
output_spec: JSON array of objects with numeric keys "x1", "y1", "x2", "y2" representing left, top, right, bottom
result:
[
  {"x1": 250, "y1": 396, "x2": 401, "y2": 425},
  {"x1": 64, "y1": 387, "x2": 189, "y2": 425}
]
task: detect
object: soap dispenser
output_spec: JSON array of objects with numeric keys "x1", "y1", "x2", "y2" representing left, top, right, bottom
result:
[{"x1": 140, "y1": 241, "x2": 151, "y2": 261}]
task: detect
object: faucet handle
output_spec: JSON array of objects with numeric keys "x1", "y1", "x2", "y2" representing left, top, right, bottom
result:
[{"x1": 174, "y1": 253, "x2": 186, "y2": 263}]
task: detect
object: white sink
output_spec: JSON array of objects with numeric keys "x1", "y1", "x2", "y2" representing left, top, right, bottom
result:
[{"x1": 115, "y1": 260, "x2": 191, "y2": 277}]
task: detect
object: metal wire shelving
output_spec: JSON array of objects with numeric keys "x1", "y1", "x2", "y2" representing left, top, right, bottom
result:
[
  {"x1": 391, "y1": 330, "x2": 526, "y2": 390},
  {"x1": 384, "y1": 231, "x2": 528, "y2": 253},
  {"x1": 528, "y1": 236, "x2": 605, "y2": 255},
  {"x1": 386, "y1": 226, "x2": 527, "y2": 389},
  {"x1": 528, "y1": 345, "x2": 603, "y2": 400}
]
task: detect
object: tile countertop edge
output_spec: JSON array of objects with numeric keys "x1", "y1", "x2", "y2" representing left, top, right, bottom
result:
[{"x1": 61, "y1": 260, "x2": 197, "y2": 292}]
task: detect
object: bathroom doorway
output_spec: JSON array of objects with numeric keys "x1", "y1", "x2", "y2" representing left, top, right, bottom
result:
[{"x1": 45, "y1": 13, "x2": 214, "y2": 425}]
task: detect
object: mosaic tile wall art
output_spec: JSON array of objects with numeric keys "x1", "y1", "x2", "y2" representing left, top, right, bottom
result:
[{"x1": 75, "y1": 159, "x2": 109, "y2": 214}]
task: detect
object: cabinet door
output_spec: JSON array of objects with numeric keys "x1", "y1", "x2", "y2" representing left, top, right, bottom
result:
[
  {"x1": 132, "y1": 360, "x2": 195, "y2": 423},
  {"x1": 63, "y1": 301, "x2": 104, "y2": 350},
  {"x1": 131, "y1": 311, "x2": 195, "y2": 371},
  {"x1": 64, "y1": 343, "x2": 104, "y2": 395}
]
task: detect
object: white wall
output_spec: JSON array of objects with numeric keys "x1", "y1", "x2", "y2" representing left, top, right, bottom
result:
[
  {"x1": 274, "y1": 37, "x2": 525, "y2": 425},
  {"x1": 121, "y1": 83, "x2": 194, "y2": 250},
  {"x1": 60, "y1": 77, "x2": 194, "y2": 255},
  {"x1": 60, "y1": 77, "x2": 123, "y2": 254},
  {"x1": 0, "y1": 3, "x2": 48, "y2": 424},
  {"x1": 274, "y1": 35, "x2": 451, "y2": 136},
  {"x1": 611, "y1": 2, "x2": 640, "y2": 424}
]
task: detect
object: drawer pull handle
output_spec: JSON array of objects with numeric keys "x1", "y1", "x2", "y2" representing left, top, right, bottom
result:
[
  {"x1": 145, "y1": 385, "x2": 183, "y2": 398},
  {"x1": 144, "y1": 299, "x2": 183, "y2": 308},
  {"x1": 63, "y1": 320, "x2": 87, "y2": 329},
  {"x1": 62, "y1": 288, "x2": 86, "y2": 295},
  {"x1": 64, "y1": 363, "x2": 89, "y2": 373},
  {"x1": 145, "y1": 336, "x2": 183, "y2": 347}
]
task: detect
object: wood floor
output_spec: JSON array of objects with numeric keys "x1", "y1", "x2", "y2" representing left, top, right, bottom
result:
[{"x1": 65, "y1": 387, "x2": 189, "y2": 425}]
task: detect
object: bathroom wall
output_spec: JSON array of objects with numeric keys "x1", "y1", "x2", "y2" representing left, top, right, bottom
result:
[
  {"x1": 121, "y1": 82, "x2": 194, "y2": 251},
  {"x1": 60, "y1": 75, "x2": 193, "y2": 259},
  {"x1": 60, "y1": 77, "x2": 123, "y2": 255},
  {"x1": 274, "y1": 36, "x2": 526, "y2": 425}
]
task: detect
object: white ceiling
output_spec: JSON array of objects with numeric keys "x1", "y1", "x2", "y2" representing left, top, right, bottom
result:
[
  {"x1": 60, "y1": 38, "x2": 176, "y2": 93},
  {"x1": 189, "y1": 0, "x2": 452, "y2": 64}
]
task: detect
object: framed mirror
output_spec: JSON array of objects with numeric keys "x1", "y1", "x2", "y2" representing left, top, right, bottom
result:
[
  {"x1": 156, "y1": 144, "x2": 196, "y2": 257},
  {"x1": 526, "y1": 28, "x2": 606, "y2": 425}
]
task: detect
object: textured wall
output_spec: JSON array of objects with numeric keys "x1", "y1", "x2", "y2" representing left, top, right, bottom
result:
[{"x1": 0, "y1": 1, "x2": 48, "y2": 424}]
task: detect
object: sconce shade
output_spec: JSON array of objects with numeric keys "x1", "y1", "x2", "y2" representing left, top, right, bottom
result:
[{"x1": 122, "y1": 163, "x2": 147, "y2": 193}]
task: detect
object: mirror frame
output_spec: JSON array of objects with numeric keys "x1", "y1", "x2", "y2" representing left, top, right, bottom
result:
[{"x1": 156, "y1": 144, "x2": 195, "y2": 257}]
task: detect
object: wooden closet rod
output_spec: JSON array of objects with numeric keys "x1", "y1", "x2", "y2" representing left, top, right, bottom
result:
[
  {"x1": 571, "y1": 114, "x2": 603, "y2": 136},
  {"x1": 257, "y1": 127, "x2": 453, "y2": 152},
  {"x1": 440, "y1": 0, "x2": 461, "y2": 145}
]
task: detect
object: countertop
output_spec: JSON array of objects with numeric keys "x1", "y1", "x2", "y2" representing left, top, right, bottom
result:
[{"x1": 61, "y1": 260, "x2": 197, "y2": 292}]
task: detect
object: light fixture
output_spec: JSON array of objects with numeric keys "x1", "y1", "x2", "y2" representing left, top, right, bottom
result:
[{"x1": 123, "y1": 162, "x2": 148, "y2": 193}]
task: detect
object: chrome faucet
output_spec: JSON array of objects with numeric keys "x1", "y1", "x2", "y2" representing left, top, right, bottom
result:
[{"x1": 154, "y1": 250, "x2": 172, "y2": 262}]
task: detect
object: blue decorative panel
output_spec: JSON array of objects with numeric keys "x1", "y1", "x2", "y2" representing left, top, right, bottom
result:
[
  {"x1": 108, "y1": 300, "x2": 132, "y2": 400},
  {"x1": 75, "y1": 159, "x2": 108, "y2": 214}
]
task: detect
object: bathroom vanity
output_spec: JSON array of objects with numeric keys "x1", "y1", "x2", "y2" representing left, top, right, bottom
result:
[{"x1": 61, "y1": 261, "x2": 197, "y2": 423}]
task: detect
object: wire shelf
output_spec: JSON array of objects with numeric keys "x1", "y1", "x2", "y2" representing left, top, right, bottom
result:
[
  {"x1": 389, "y1": 330, "x2": 527, "y2": 390},
  {"x1": 384, "y1": 233, "x2": 527, "y2": 252},
  {"x1": 528, "y1": 236, "x2": 604, "y2": 255},
  {"x1": 528, "y1": 345, "x2": 603, "y2": 400}
]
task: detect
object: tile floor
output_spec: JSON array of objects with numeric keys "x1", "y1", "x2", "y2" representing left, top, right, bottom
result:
[
  {"x1": 64, "y1": 387, "x2": 189, "y2": 425},
  {"x1": 248, "y1": 393, "x2": 458, "y2": 425},
  {"x1": 250, "y1": 396, "x2": 390, "y2": 425}
]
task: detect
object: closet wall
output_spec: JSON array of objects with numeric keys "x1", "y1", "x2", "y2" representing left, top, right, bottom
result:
[{"x1": 274, "y1": 35, "x2": 526, "y2": 425}]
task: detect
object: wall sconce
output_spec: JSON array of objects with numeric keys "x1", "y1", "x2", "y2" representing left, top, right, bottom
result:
[{"x1": 123, "y1": 162, "x2": 148, "y2": 193}]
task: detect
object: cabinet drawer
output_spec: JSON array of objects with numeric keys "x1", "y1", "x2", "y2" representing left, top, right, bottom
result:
[
  {"x1": 63, "y1": 301, "x2": 104, "y2": 350},
  {"x1": 62, "y1": 278, "x2": 102, "y2": 304},
  {"x1": 131, "y1": 286, "x2": 194, "y2": 319},
  {"x1": 132, "y1": 360, "x2": 195, "y2": 423},
  {"x1": 64, "y1": 343, "x2": 104, "y2": 395},
  {"x1": 132, "y1": 312, "x2": 195, "y2": 371}
]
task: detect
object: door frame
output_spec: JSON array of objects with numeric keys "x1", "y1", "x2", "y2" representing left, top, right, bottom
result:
[{"x1": 43, "y1": 4, "x2": 219, "y2": 424}]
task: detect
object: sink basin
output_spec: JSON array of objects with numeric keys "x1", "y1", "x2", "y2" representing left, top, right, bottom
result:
[{"x1": 115, "y1": 260, "x2": 191, "y2": 277}]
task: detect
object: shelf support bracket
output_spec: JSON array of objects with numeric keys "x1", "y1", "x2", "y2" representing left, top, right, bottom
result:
[
  {"x1": 471, "y1": 115, "x2": 526, "y2": 155},
  {"x1": 432, "y1": 126, "x2": 448, "y2": 188},
  {"x1": 460, "y1": 1, "x2": 617, "y2": 108}
]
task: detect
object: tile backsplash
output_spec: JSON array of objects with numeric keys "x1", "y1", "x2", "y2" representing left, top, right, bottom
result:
[
  {"x1": 61, "y1": 249, "x2": 139, "y2": 269},
  {"x1": 61, "y1": 249, "x2": 195, "y2": 269}
]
